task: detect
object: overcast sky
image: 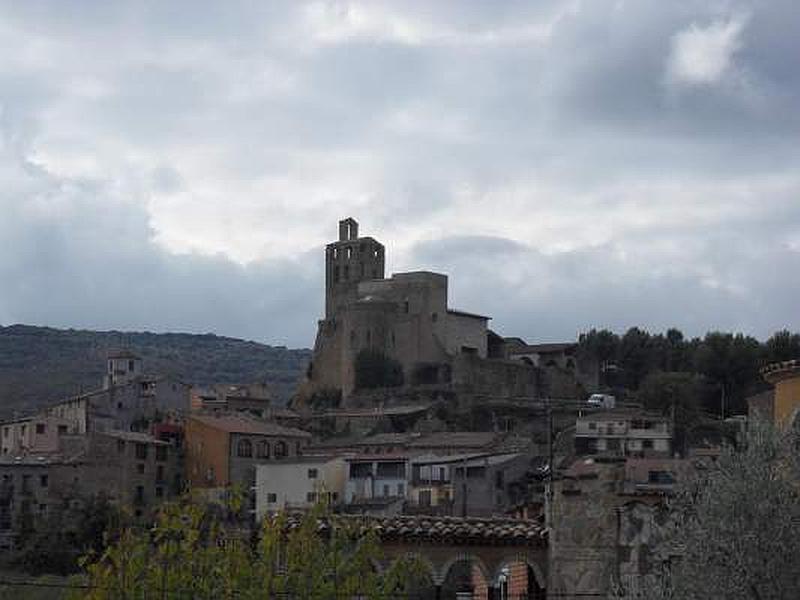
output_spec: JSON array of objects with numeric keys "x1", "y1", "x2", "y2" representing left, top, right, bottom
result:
[{"x1": 1, "y1": 1, "x2": 798, "y2": 348}]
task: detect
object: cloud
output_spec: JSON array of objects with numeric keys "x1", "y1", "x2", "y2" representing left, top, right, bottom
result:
[
  {"x1": 666, "y1": 15, "x2": 748, "y2": 86},
  {"x1": 0, "y1": 1, "x2": 798, "y2": 347}
]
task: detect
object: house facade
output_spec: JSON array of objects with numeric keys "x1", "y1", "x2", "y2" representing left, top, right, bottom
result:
[
  {"x1": 254, "y1": 456, "x2": 346, "y2": 518},
  {"x1": 185, "y1": 413, "x2": 311, "y2": 491}
]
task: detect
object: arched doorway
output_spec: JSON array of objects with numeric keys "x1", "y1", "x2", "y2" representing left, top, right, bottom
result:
[
  {"x1": 439, "y1": 555, "x2": 491, "y2": 599},
  {"x1": 490, "y1": 559, "x2": 546, "y2": 600}
]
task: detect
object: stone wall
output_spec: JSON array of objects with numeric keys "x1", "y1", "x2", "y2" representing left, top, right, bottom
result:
[{"x1": 452, "y1": 354, "x2": 539, "y2": 399}]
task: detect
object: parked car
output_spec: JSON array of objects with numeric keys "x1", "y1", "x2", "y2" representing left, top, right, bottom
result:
[{"x1": 587, "y1": 393, "x2": 616, "y2": 409}]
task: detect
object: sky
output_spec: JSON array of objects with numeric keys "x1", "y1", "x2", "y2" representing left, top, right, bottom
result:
[{"x1": 0, "y1": 0, "x2": 798, "y2": 348}]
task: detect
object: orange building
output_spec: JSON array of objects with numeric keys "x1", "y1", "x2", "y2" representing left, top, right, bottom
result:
[
  {"x1": 185, "y1": 413, "x2": 310, "y2": 491},
  {"x1": 761, "y1": 359, "x2": 800, "y2": 429}
]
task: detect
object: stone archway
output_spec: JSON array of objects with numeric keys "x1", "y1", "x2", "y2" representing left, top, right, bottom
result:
[
  {"x1": 491, "y1": 554, "x2": 547, "y2": 600},
  {"x1": 439, "y1": 553, "x2": 492, "y2": 599}
]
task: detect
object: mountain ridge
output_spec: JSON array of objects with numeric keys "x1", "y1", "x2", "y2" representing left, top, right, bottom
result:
[{"x1": 0, "y1": 324, "x2": 311, "y2": 417}]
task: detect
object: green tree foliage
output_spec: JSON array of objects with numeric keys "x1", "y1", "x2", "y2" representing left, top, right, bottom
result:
[
  {"x1": 354, "y1": 349, "x2": 404, "y2": 390},
  {"x1": 578, "y1": 327, "x2": 800, "y2": 415},
  {"x1": 77, "y1": 498, "x2": 428, "y2": 599},
  {"x1": 619, "y1": 422, "x2": 800, "y2": 599},
  {"x1": 764, "y1": 329, "x2": 800, "y2": 363}
]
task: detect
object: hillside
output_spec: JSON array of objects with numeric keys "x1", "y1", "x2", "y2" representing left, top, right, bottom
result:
[{"x1": 0, "y1": 324, "x2": 311, "y2": 417}]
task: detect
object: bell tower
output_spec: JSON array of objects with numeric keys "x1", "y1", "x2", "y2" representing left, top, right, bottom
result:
[{"x1": 325, "y1": 218, "x2": 385, "y2": 318}]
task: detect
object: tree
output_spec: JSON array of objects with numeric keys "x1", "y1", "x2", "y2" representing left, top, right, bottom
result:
[
  {"x1": 354, "y1": 349, "x2": 404, "y2": 390},
  {"x1": 764, "y1": 329, "x2": 800, "y2": 364},
  {"x1": 621, "y1": 421, "x2": 800, "y2": 599},
  {"x1": 78, "y1": 497, "x2": 426, "y2": 599}
]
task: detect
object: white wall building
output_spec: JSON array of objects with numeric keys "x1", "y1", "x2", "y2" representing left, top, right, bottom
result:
[{"x1": 255, "y1": 456, "x2": 346, "y2": 519}]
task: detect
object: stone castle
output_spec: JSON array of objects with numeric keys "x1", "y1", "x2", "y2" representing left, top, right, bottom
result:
[{"x1": 300, "y1": 218, "x2": 587, "y2": 405}]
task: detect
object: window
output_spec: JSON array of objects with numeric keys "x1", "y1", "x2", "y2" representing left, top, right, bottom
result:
[
  {"x1": 349, "y1": 463, "x2": 372, "y2": 479},
  {"x1": 256, "y1": 441, "x2": 270, "y2": 459},
  {"x1": 307, "y1": 468, "x2": 318, "y2": 479},
  {"x1": 296, "y1": 441, "x2": 302, "y2": 456},
  {"x1": 156, "y1": 445, "x2": 167, "y2": 462},
  {"x1": 643, "y1": 440, "x2": 654, "y2": 449},
  {"x1": 117, "y1": 440, "x2": 126, "y2": 454},
  {"x1": 333, "y1": 266, "x2": 340, "y2": 283},
  {"x1": 22, "y1": 474, "x2": 31, "y2": 493},
  {"x1": 135, "y1": 485, "x2": 144, "y2": 504},
  {"x1": 58, "y1": 425, "x2": 68, "y2": 436},
  {"x1": 588, "y1": 422, "x2": 596, "y2": 430},
  {"x1": 431, "y1": 312, "x2": 438, "y2": 322},
  {"x1": 237, "y1": 439, "x2": 253, "y2": 458},
  {"x1": 155, "y1": 486, "x2": 164, "y2": 498},
  {"x1": 419, "y1": 489, "x2": 432, "y2": 507},
  {"x1": 128, "y1": 360, "x2": 135, "y2": 371},
  {"x1": 376, "y1": 462, "x2": 405, "y2": 478},
  {"x1": 382, "y1": 484, "x2": 390, "y2": 497},
  {"x1": 648, "y1": 471, "x2": 675, "y2": 485},
  {"x1": 403, "y1": 301, "x2": 409, "y2": 314},
  {"x1": 38, "y1": 504, "x2": 47, "y2": 514},
  {"x1": 137, "y1": 463, "x2": 145, "y2": 474},
  {"x1": 274, "y1": 441, "x2": 287, "y2": 458},
  {"x1": 35, "y1": 423, "x2": 45, "y2": 435},
  {"x1": 346, "y1": 247, "x2": 353, "y2": 259},
  {"x1": 267, "y1": 493, "x2": 277, "y2": 503},
  {"x1": 306, "y1": 492, "x2": 316, "y2": 503},
  {"x1": 495, "y1": 470, "x2": 504, "y2": 490},
  {"x1": 344, "y1": 265, "x2": 349, "y2": 280},
  {"x1": 396, "y1": 483, "x2": 405, "y2": 496},
  {"x1": 135, "y1": 443, "x2": 148, "y2": 460},
  {"x1": 40, "y1": 475, "x2": 48, "y2": 488},
  {"x1": 156, "y1": 465, "x2": 165, "y2": 483}
]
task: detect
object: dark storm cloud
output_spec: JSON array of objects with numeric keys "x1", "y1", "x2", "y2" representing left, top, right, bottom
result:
[{"x1": 0, "y1": 0, "x2": 798, "y2": 346}]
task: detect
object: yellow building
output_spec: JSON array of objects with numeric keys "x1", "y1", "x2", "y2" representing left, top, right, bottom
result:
[{"x1": 761, "y1": 359, "x2": 800, "y2": 429}]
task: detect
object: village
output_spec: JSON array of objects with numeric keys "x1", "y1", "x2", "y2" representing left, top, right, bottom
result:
[{"x1": 0, "y1": 219, "x2": 797, "y2": 599}]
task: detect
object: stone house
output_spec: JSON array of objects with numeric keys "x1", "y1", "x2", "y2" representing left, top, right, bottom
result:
[
  {"x1": 574, "y1": 410, "x2": 673, "y2": 458},
  {"x1": 451, "y1": 452, "x2": 532, "y2": 517},
  {"x1": 344, "y1": 455, "x2": 408, "y2": 503},
  {"x1": 1, "y1": 414, "x2": 77, "y2": 456},
  {"x1": 191, "y1": 383, "x2": 273, "y2": 417},
  {"x1": 184, "y1": 413, "x2": 311, "y2": 492},
  {"x1": 254, "y1": 455, "x2": 346, "y2": 518},
  {"x1": 0, "y1": 429, "x2": 181, "y2": 549},
  {"x1": 43, "y1": 353, "x2": 191, "y2": 434}
]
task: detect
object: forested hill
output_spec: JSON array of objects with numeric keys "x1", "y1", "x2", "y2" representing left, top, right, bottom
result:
[{"x1": 0, "y1": 325, "x2": 311, "y2": 417}]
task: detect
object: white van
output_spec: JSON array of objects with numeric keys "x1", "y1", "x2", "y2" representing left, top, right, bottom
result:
[{"x1": 587, "y1": 393, "x2": 616, "y2": 409}]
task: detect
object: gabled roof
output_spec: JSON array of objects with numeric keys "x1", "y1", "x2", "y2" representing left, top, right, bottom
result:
[
  {"x1": 189, "y1": 413, "x2": 311, "y2": 438},
  {"x1": 409, "y1": 431, "x2": 498, "y2": 449}
]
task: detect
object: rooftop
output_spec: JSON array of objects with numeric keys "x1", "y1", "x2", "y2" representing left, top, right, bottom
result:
[
  {"x1": 447, "y1": 308, "x2": 491, "y2": 321},
  {"x1": 101, "y1": 430, "x2": 168, "y2": 445},
  {"x1": 509, "y1": 342, "x2": 576, "y2": 354},
  {"x1": 278, "y1": 514, "x2": 546, "y2": 546},
  {"x1": 761, "y1": 358, "x2": 800, "y2": 382},
  {"x1": 189, "y1": 413, "x2": 311, "y2": 438},
  {"x1": 408, "y1": 432, "x2": 498, "y2": 449}
]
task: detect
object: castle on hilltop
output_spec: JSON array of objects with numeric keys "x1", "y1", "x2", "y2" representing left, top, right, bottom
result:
[{"x1": 299, "y1": 218, "x2": 590, "y2": 406}]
